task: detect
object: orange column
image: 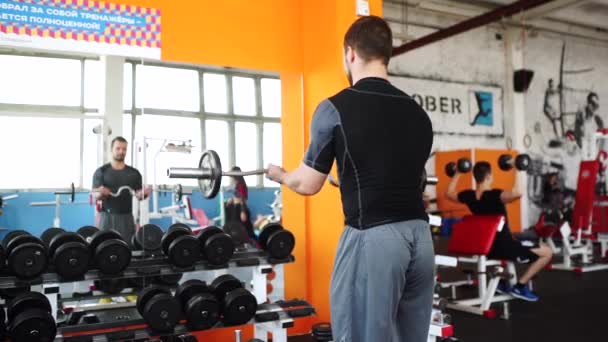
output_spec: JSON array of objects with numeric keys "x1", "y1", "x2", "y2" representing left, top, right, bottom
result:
[{"x1": 296, "y1": 0, "x2": 384, "y2": 324}]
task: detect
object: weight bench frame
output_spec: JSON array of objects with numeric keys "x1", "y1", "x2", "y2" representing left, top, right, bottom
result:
[{"x1": 439, "y1": 215, "x2": 515, "y2": 319}]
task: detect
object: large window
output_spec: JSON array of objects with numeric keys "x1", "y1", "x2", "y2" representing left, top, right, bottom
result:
[
  {"x1": 0, "y1": 53, "x2": 282, "y2": 190},
  {"x1": 124, "y1": 61, "x2": 282, "y2": 187}
]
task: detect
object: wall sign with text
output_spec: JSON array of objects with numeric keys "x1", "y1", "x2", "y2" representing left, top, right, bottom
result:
[
  {"x1": 0, "y1": 0, "x2": 161, "y2": 59},
  {"x1": 390, "y1": 76, "x2": 504, "y2": 136}
]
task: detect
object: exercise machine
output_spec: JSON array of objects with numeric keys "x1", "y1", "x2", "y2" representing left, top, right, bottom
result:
[{"x1": 29, "y1": 183, "x2": 92, "y2": 227}]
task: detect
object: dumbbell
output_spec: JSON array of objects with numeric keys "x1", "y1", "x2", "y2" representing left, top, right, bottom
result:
[
  {"x1": 87, "y1": 229, "x2": 131, "y2": 275},
  {"x1": 210, "y1": 274, "x2": 257, "y2": 326},
  {"x1": 95, "y1": 278, "x2": 129, "y2": 295},
  {"x1": 196, "y1": 226, "x2": 235, "y2": 266},
  {"x1": 222, "y1": 222, "x2": 251, "y2": 246},
  {"x1": 161, "y1": 223, "x2": 201, "y2": 268},
  {"x1": 1, "y1": 230, "x2": 47, "y2": 279},
  {"x1": 152, "y1": 273, "x2": 184, "y2": 287},
  {"x1": 498, "y1": 153, "x2": 531, "y2": 171},
  {"x1": 41, "y1": 227, "x2": 90, "y2": 279},
  {"x1": 136, "y1": 285, "x2": 181, "y2": 332},
  {"x1": 258, "y1": 223, "x2": 295, "y2": 260},
  {"x1": 175, "y1": 279, "x2": 220, "y2": 330},
  {"x1": 133, "y1": 224, "x2": 164, "y2": 253},
  {"x1": 7, "y1": 291, "x2": 56, "y2": 342},
  {"x1": 445, "y1": 158, "x2": 472, "y2": 177},
  {"x1": 77, "y1": 226, "x2": 99, "y2": 244}
]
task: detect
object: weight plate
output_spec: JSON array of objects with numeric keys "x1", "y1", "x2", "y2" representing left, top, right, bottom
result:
[
  {"x1": 40, "y1": 228, "x2": 65, "y2": 248},
  {"x1": 77, "y1": 226, "x2": 99, "y2": 243},
  {"x1": 258, "y1": 223, "x2": 283, "y2": 250},
  {"x1": 8, "y1": 309, "x2": 56, "y2": 342},
  {"x1": 136, "y1": 286, "x2": 168, "y2": 315},
  {"x1": 168, "y1": 223, "x2": 191, "y2": 234},
  {"x1": 7, "y1": 292, "x2": 51, "y2": 322},
  {"x1": 168, "y1": 235, "x2": 200, "y2": 268},
  {"x1": 6, "y1": 235, "x2": 44, "y2": 258},
  {"x1": 223, "y1": 222, "x2": 250, "y2": 246},
  {"x1": 53, "y1": 242, "x2": 90, "y2": 279},
  {"x1": 0, "y1": 286, "x2": 31, "y2": 301},
  {"x1": 196, "y1": 226, "x2": 222, "y2": 247},
  {"x1": 135, "y1": 224, "x2": 164, "y2": 252},
  {"x1": 222, "y1": 287, "x2": 257, "y2": 326},
  {"x1": 95, "y1": 278, "x2": 128, "y2": 295},
  {"x1": 210, "y1": 274, "x2": 242, "y2": 301},
  {"x1": 8, "y1": 243, "x2": 47, "y2": 279},
  {"x1": 48, "y1": 232, "x2": 85, "y2": 258},
  {"x1": 175, "y1": 279, "x2": 209, "y2": 306},
  {"x1": 198, "y1": 150, "x2": 222, "y2": 199},
  {"x1": 94, "y1": 239, "x2": 131, "y2": 275},
  {"x1": 312, "y1": 322, "x2": 332, "y2": 335},
  {"x1": 174, "y1": 184, "x2": 183, "y2": 203},
  {"x1": 153, "y1": 273, "x2": 183, "y2": 286},
  {"x1": 70, "y1": 182, "x2": 75, "y2": 203},
  {"x1": 445, "y1": 162, "x2": 456, "y2": 177},
  {"x1": 266, "y1": 229, "x2": 295, "y2": 260},
  {"x1": 498, "y1": 154, "x2": 513, "y2": 171},
  {"x1": 161, "y1": 226, "x2": 190, "y2": 256},
  {"x1": 185, "y1": 293, "x2": 220, "y2": 330},
  {"x1": 89, "y1": 230, "x2": 124, "y2": 254},
  {"x1": 204, "y1": 233, "x2": 234, "y2": 266},
  {"x1": 142, "y1": 293, "x2": 181, "y2": 332},
  {"x1": 2, "y1": 230, "x2": 29, "y2": 250},
  {"x1": 0, "y1": 245, "x2": 5, "y2": 271}
]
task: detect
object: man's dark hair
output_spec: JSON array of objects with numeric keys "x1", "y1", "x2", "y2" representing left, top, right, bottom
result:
[
  {"x1": 344, "y1": 15, "x2": 393, "y2": 66},
  {"x1": 588, "y1": 92, "x2": 599, "y2": 103},
  {"x1": 473, "y1": 161, "x2": 492, "y2": 183},
  {"x1": 111, "y1": 136, "x2": 128, "y2": 148}
]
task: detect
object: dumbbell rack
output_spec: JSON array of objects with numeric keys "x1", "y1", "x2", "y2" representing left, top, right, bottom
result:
[{"x1": 0, "y1": 247, "x2": 309, "y2": 342}]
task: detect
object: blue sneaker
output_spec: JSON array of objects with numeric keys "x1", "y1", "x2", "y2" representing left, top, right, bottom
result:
[
  {"x1": 496, "y1": 281, "x2": 510, "y2": 295},
  {"x1": 510, "y1": 284, "x2": 539, "y2": 302}
]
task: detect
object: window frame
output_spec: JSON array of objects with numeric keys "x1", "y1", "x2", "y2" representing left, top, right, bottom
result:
[{"x1": 0, "y1": 52, "x2": 281, "y2": 191}]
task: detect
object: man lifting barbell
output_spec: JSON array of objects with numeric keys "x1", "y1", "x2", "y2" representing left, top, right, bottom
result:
[
  {"x1": 445, "y1": 156, "x2": 552, "y2": 302},
  {"x1": 168, "y1": 17, "x2": 435, "y2": 342},
  {"x1": 92, "y1": 137, "x2": 151, "y2": 247}
]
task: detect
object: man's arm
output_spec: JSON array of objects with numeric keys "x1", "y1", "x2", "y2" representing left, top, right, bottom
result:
[
  {"x1": 267, "y1": 99, "x2": 337, "y2": 195},
  {"x1": 500, "y1": 171, "x2": 523, "y2": 203},
  {"x1": 445, "y1": 173, "x2": 461, "y2": 203},
  {"x1": 92, "y1": 168, "x2": 110, "y2": 200},
  {"x1": 268, "y1": 163, "x2": 328, "y2": 196},
  {"x1": 133, "y1": 170, "x2": 151, "y2": 200}
]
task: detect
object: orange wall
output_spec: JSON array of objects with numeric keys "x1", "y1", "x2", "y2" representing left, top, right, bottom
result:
[
  {"x1": 110, "y1": 0, "x2": 383, "y2": 335},
  {"x1": 111, "y1": 0, "x2": 303, "y2": 72}
]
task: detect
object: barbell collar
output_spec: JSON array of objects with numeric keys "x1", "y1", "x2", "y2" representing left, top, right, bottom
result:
[
  {"x1": 426, "y1": 176, "x2": 438, "y2": 186},
  {"x1": 167, "y1": 168, "x2": 212, "y2": 179}
]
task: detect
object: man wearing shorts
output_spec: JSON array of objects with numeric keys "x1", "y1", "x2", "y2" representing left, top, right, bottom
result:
[{"x1": 446, "y1": 161, "x2": 553, "y2": 301}]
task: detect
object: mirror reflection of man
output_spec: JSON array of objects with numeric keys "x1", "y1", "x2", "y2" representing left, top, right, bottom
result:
[
  {"x1": 574, "y1": 92, "x2": 602, "y2": 149},
  {"x1": 93, "y1": 137, "x2": 150, "y2": 246}
]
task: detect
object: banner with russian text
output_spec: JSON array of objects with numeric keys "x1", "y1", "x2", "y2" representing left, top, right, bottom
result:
[{"x1": 0, "y1": 0, "x2": 161, "y2": 59}]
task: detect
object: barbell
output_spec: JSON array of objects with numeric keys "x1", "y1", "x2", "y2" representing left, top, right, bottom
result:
[
  {"x1": 498, "y1": 153, "x2": 530, "y2": 172},
  {"x1": 167, "y1": 150, "x2": 267, "y2": 199}
]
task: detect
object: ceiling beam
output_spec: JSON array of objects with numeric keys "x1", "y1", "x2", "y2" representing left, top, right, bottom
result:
[
  {"x1": 392, "y1": 0, "x2": 555, "y2": 56},
  {"x1": 523, "y1": 0, "x2": 593, "y2": 20}
]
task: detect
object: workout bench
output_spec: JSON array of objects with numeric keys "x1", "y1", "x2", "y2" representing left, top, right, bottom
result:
[{"x1": 439, "y1": 215, "x2": 515, "y2": 318}]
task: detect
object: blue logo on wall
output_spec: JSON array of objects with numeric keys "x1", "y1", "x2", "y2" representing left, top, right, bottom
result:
[{"x1": 470, "y1": 91, "x2": 493, "y2": 126}]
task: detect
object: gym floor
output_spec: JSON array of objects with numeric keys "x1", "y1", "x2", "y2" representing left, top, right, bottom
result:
[{"x1": 286, "y1": 236, "x2": 608, "y2": 342}]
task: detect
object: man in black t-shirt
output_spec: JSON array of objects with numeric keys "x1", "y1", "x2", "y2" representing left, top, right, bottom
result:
[
  {"x1": 446, "y1": 161, "x2": 553, "y2": 302},
  {"x1": 93, "y1": 136, "x2": 150, "y2": 245}
]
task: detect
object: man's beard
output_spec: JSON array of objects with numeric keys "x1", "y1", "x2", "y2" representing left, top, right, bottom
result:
[{"x1": 113, "y1": 155, "x2": 125, "y2": 162}]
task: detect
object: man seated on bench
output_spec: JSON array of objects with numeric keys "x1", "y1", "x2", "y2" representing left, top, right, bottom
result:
[{"x1": 446, "y1": 161, "x2": 553, "y2": 302}]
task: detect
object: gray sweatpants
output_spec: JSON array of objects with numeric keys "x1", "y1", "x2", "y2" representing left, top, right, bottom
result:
[
  {"x1": 98, "y1": 212, "x2": 136, "y2": 248},
  {"x1": 330, "y1": 220, "x2": 435, "y2": 342}
]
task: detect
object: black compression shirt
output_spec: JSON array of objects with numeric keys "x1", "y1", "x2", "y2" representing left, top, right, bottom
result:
[
  {"x1": 303, "y1": 77, "x2": 433, "y2": 229},
  {"x1": 93, "y1": 163, "x2": 142, "y2": 214},
  {"x1": 458, "y1": 189, "x2": 513, "y2": 241}
]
